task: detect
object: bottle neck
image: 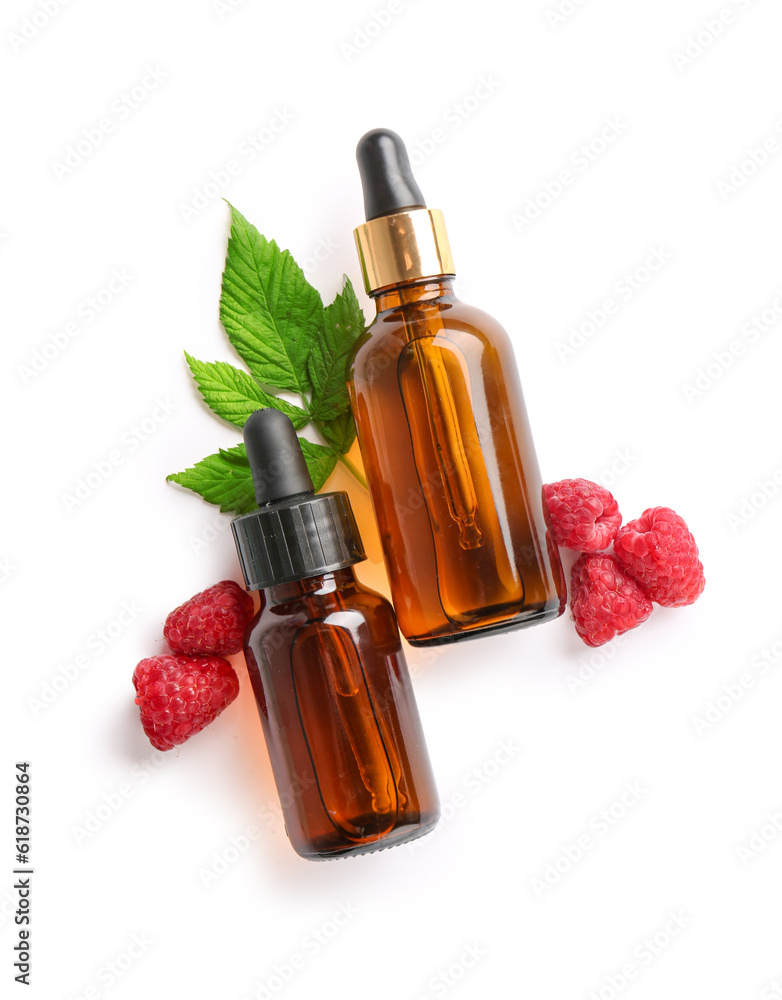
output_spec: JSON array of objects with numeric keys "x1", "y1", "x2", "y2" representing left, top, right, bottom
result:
[
  {"x1": 263, "y1": 566, "x2": 358, "y2": 606},
  {"x1": 354, "y1": 207, "x2": 454, "y2": 294},
  {"x1": 372, "y1": 276, "x2": 456, "y2": 313}
]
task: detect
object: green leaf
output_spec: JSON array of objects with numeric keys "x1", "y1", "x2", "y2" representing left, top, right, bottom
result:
[
  {"x1": 167, "y1": 444, "x2": 256, "y2": 514},
  {"x1": 184, "y1": 353, "x2": 308, "y2": 430},
  {"x1": 167, "y1": 440, "x2": 338, "y2": 512},
  {"x1": 298, "y1": 438, "x2": 338, "y2": 491},
  {"x1": 217, "y1": 445, "x2": 252, "y2": 467},
  {"x1": 219, "y1": 204, "x2": 323, "y2": 395},
  {"x1": 317, "y1": 410, "x2": 357, "y2": 455},
  {"x1": 307, "y1": 276, "x2": 365, "y2": 422},
  {"x1": 168, "y1": 210, "x2": 363, "y2": 513}
]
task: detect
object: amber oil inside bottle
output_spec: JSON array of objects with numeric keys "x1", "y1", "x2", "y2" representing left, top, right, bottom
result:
[
  {"x1": 349, "y1": 276, "x2": 566, "y2": 645},
  {"x1": 243, "y1": 567, "x2": 440, "y2": 859}
]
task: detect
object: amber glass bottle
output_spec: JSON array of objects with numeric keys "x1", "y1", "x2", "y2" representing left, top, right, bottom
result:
[
  {"x1": 349, "y1": 129, "x2": 566, "y2": 646},
  {"x1": 232, "y1": 409, "x2": 439, "y2": 860}
]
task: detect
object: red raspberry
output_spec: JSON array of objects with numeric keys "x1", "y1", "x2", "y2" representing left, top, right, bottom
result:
[
  {"x1": 544, "y1": 478, "x2": 622, "y2": 552},
  {"x1": 133, "y1": 654, "x2": 239, "y2": 751},
  {"x1": 164, "y1": 580, "x2": 254, "y2": 656},
  {"x1": 570, "y1": 553, "x2": 653, "y2": 647},
  {"x1": 613, "y1": 507, "x2": 705, "y2": 607}
]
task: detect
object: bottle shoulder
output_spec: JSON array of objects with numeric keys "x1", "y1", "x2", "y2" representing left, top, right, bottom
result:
[
  {"x1": 350, "y1": 297, "x2": 514, "y2": 383},
  {"x1": 258, "y1": 579, "x2": 393, "y2": 624},
  {"x1": 356, "y1": 296, "x2": 511, "y2": 353},
  {"x1": 250, "y1": 581, "x2": 401, "y2": 655}
]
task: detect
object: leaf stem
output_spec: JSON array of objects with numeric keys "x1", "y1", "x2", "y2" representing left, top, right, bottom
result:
[{"x1": 337, "y1": 453, "x2": 369, "y2": 490}]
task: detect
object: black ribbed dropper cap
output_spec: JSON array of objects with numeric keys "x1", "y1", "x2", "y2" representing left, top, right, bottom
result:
[
  {"x1": 231, "y1": 409, "x2": 366, "y2": 590},
  {"x1": 356, "y1": 128, "x2": 426, "y2": 221}
]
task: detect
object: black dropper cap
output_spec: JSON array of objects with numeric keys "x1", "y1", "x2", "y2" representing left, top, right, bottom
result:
[
  {"x1": 231, "y1": 409, "x2": 366, "y2": 590},
  {"x1": 244, "y1": 406, "x2": 314, "y2": 504},
  {"x1": 356, "y1": 128, "x2": 426, "y2": 221}
]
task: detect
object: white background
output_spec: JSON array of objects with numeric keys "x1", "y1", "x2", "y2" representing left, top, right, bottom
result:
[{"x1": 3, "y1": 0, "x2": 782, "y2": 997}]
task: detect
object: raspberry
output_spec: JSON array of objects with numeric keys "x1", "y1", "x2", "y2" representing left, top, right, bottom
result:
[
  {"x1": 164, "y1": 580, "x2": 254, "y2": 656},
  {"x1": 133, "y1": 654, "x2": 239, "y2": 751},
  {"x1": 544, "y1": 478, "x2": 622, "y2": 552},
  {"x1": 613, "y1": 507, "x2": 705, "y2": 607},
  {"x1": 569, "y1": 553, "x2": 653, "y2": 647}
]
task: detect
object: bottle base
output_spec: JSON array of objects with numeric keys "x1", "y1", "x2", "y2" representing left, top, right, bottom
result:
[
  {"x1": 295, "y1": 811, "x2": 440, "y2": 861},
  {"x1": 405, "y1": 601, "x2": 564, "y2": 648}
]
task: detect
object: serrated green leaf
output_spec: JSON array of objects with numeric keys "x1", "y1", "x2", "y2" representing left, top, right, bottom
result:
[
  {"x1": 307, "y1": 276, "x2": 365, "y2": 422},
  {"x1": 316, "y1": 410, "x2": 357, "y2": 455},
  {"x1": 218, "y1": 445, "x2": 252, "y2": 467},
  {"x1": 219, "y1": 205, "x2": 323, "y2": 394},
  {"x1": 168, "y1": 210, "x2": 361, "y2": 511},
  {"x1": 298, "y1": 438, "x2": 338, "y2": 491},
  {"x1": 184, "y1": 353, "x2": 308, "y2": 430},
  {"x1": 167, "y1": 444, "x2": 256, "y2": 514}
]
